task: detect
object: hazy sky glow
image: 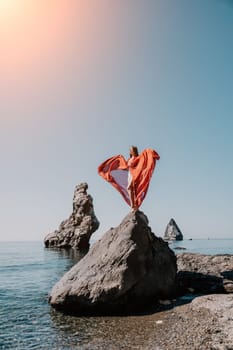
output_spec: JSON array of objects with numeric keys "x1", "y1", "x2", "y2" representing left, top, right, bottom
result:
[{"x1": 0, "y1": 0, "x2": 233, "y2": 241}]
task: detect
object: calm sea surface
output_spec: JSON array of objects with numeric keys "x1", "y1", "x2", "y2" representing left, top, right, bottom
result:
[{"x1": 0, "y1": 240, "x2": 232, "y2": 350}]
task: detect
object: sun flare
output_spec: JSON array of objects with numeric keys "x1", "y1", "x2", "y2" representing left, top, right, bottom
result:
[
  {"x1": 0, "y1": 0, "x2": 13, "y2": 10},
  {"x1": 0, "y1": 0, "x2": 75, "y2": 82},
  {"x1": 0, "y1": 0, "x2": 27, "y2": 27},
  {"x1": 0, "y1": 0, "x2": 22, "y2": 15}
]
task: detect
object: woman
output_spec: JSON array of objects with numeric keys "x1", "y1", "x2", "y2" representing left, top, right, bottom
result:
[
  {"x1": 98, "y1": 146, "x2": 160, "y2": 210},
  {"x1": 127, "y1": 146, "x2": 139, "y2": 210}
]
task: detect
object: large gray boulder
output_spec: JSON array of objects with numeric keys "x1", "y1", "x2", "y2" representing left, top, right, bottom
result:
[
  {"x1": 44, "y1": 183, "x2": 99, "y2": 250},
  {"x1": 164, "y1": 218, "x2": 183, "y2": 241},
  {"x1": 49, "y1": 211, "x2": 177, "y2": 315}
]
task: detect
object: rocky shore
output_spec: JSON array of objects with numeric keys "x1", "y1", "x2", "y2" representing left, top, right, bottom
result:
[
  {"x1": 146, "y1": 294, "x2": 233, "y2": 350},
  {"x1": 45, "y1": 194, "x2": 233, "y2": 349},
  {"x1": 50, "y1": 293, "x2": 233, "y2": 350},
  {"x1": 49, "y1": 244, "x2": 233, "y2": 348},
  {"x1": 177, "y1": 252, "x2": 233, "y2": 294},
  {"x1": 152, "y1": 253, "x2": 233, "y2": 349}
]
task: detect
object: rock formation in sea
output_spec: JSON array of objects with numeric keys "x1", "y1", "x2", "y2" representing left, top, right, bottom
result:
[
  {"x1": 44, "y1": 183, "x2": 99, "y2": 250},
  {"x1": 177, "y1": 253, "x2": 233, "y2": 294},
  {"x1": 49, "y1": 210, "x2": 177, "y2": 315},
  {"x1": 164, "y1": 218, "x2": 183, "y2": 241}
]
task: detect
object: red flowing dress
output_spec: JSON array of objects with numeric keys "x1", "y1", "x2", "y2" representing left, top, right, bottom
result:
[{"x1": 98, "y1": 148, "x2": 160, "y2": 208}]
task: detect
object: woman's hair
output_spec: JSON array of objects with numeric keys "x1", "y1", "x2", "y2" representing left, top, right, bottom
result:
[{"x1": 130, "y1": 145, "x2": 139, "y2": 157}]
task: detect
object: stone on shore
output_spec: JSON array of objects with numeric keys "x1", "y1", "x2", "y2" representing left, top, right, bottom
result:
[
  {"x1": 49, "y1": 210, "x2": 177, "y2": 315},
  {"x1": 177, "y1": 253, "x2": 233, "y2": 294},
  {"x1": 44, "y1": 183, "x2": 99, "y2": 250},
  {"x1": 164, "y1": 218, "x2": 183, "y2": 241}
]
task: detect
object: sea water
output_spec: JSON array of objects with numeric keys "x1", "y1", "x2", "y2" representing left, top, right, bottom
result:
[
  {"x1": 171, "y1": 239, "x2": 233, "y2": 255},
  {"x1": 0, "y1": 240, "x2": 232, "y2": 350}
]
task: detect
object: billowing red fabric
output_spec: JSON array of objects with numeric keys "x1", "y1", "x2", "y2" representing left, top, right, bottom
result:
[{"x1": 98, "y1": 148, "x2": 160, "y2": 208}]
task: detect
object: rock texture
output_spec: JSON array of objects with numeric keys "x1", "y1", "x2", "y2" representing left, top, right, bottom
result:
[
  {"x1": 177, "y1": 253, "x2": 233, "y2": 294},
  {"x1": 49, "y1": 210, "x2": 177, "y2": 315},
  {"x1": 164, "y1": 218, "x2": 183, "y2": 241},
  {"x1": 190, "y1": 294, "x2": 233, "y2": 349},
  {"x1": 149, "y1": 294, "x2": 233, "y2": 350},
  {"x1": 44, "y1": 183, "x2": 99, "y2": 250}
]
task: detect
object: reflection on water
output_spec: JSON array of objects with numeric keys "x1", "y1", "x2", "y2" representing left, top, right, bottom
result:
[{"x1": 45, "y1": 247, "x2": 87, "y2": 266}]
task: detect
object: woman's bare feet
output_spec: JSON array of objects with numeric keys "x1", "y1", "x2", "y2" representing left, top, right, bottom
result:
[{"x1": 131, "y1": 206, "x2": 138, "y2": 212}]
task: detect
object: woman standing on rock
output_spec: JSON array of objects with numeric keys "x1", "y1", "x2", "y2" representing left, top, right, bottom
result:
[
  {"x1": 98, "y1": 146, "x2": 160, "y2": 210},
  {"x1": 127, "y1": 146, "x2": 139, "y2": 210}
]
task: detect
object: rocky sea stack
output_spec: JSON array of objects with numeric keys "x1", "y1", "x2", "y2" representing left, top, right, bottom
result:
[
  {"x1": 164, "y1": 218, "x2": 183, "y2": 241},
  {"x1": 49, "y1": 210, "x2": 177, "y2": 315},
  {"x1": 44, "y1": 183, "x2": 99, "y2": 250}
]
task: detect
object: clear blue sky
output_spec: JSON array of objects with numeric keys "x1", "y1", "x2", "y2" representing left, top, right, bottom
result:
[{"x1": 0, "y1": 0, "x2": 233, "y2": 241}]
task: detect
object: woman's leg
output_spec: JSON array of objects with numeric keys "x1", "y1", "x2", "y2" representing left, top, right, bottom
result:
[
  {"x1": 128, "y1": 183, "x2": 136, "y2": 210},
  {"x1": 128, "y1": 171, "x2": 137, "y2": 210}
]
